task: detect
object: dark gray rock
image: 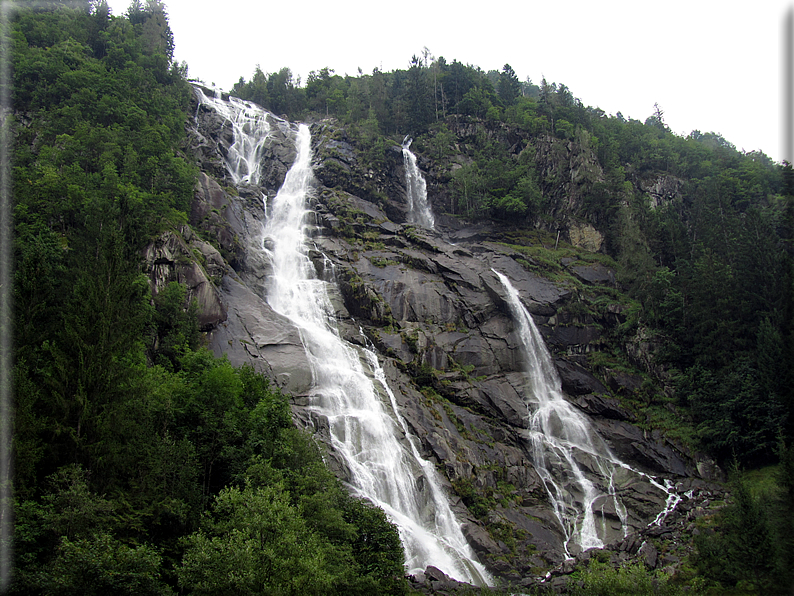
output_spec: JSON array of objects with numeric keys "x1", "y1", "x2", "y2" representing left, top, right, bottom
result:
[
  {"x1": 571, "y1": 393, "x2": 634, "y2": 422},
  {"x1": 207, "y1": 274, "x2": 312, "y2": 395},
  {"x1": 544, "y1": 324, "x2": 603, "y2": 352},
  {"x1": 568, "y1": 262, "x2": 615, "y2": 286},
  {"x1": 555, "y1": 358, "x2": 608, "y2": 395},
  {"x1": 638, "y1": 541, "x2": 658, "y2": 569},
  {"x1": 462, "y1": 523, "x2": 502, "y2": 557},
  {"x1": 594, "y1": 419, "x2": 690, "y2": 476},
  {"x1": 141, "y1": 228, "x2": 227, "y2": 331},
  {"x1": 476, "y1": 375, "x2": 528, "y2": 428},
  {"x1": 602, "y1": 368, "x2": 645, "y2": 397}
]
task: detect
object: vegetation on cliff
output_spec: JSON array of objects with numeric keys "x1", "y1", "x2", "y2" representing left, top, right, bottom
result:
[
  {"x1": 232, "y1": 52, "x2": 793, "y2": 467},
  {"x1": 8, "y1": 1, "x2": 794, "y2": 594},
  {"x1": 9, "y1": 3, "x2": 405, "y2": 594}
]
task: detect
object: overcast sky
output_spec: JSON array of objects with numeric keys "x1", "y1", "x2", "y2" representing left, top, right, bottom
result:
[{"x1": 106, "y1": 0, "x2": 793, "y2": 163}]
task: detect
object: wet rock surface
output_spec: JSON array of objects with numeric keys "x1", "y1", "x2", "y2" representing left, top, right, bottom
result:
[
  {"x1": 174, "y1": 95, "x2": 724, "y2": 584},
  {"x1": 537, "y1": 478, "x2": 725, "y2": 594}
]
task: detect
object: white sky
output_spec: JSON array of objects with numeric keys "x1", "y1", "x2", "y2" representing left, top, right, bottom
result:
[{"x1": 107, "y1": 0, "x2": 793, "y2": 163}]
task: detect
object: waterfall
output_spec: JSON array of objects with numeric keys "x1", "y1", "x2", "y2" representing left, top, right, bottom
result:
[
  {"x1": 200, "y1": 89, "x2": 490, "y2": 584},
  {"x1": 195, "y1": 87, "x2": 272, "y2": 186},
  {"x1": 402, "y1": 137, "x2": 435, "y2": 229},
  {"x1": 264, "y1": 124, "x2": 490, "y2": 585},
  {"x1": 493, "y1": 270, "x2": 632, "y2": 556}
]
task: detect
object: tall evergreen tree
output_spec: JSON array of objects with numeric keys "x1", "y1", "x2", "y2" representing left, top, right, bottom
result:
[{"x1": 497, "y1": 63, "x2": 521, "y2": 106}]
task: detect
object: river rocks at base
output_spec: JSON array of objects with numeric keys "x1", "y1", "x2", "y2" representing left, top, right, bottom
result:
[
  {"x1": 408, "y1": 566, "x2": 487, "y2": 595},
  {"x1": 695, "y1": 456, "x2": 723, "y2": 482},
  {"x1": 532, "y1": 479, "x2": 725, "y2": 594}
]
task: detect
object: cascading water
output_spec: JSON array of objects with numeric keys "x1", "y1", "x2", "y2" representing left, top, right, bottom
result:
[
  {"x1": 195, "y1": 87, "x2": 272, "y2": 186},
  {"x1": 495, "y1": 270, "x2": 683, "y2": 557},
  {"x1": 202, "y1": 98, "x2": 491, "y2": 584},
  {"x1": 493, "y1": 270, "x2": 635, "y2": 555},
  {"x1": 402, "y1": 136, "x2": 435, "y2": 229},
  {"x1": 264, "y1": 125, "x2": 490, "y2": 584}
]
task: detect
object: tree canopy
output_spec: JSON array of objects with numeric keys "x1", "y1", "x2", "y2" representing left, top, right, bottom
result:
[
  {"x1": 9, "y1": 2, "x2": 794, "y2": 594},
  {"x1": 9, "y1": 3, "x2": 406, "y2": 594}
]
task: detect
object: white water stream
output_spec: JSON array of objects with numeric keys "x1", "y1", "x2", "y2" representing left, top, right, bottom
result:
[
  {"x1": 195, "y1": 87, "x2": 272, "y2": 186},
  {"x1": 200, "y1": 90, "x2": 490, "y2": 584},
  {"x1": 494, "y1": 270, "x2": 682, "y2": 556},
  {"x1": 402, "y1": 136, "x2": 435, "y2": 229},
  {"x1": 493, "y1": 271, "x2": 633, "y2": 555},
  {"x1": 264, "y1": 124, "x2": 490, "y2": 584}
]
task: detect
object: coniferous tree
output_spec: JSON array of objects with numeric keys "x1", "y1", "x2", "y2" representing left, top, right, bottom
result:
[
  {"x1": 405, "y1": 55, "x2": 433, "y2": 133},
  {"x1": 497, "y1": 63, "x2": 521, "y2": 106}
]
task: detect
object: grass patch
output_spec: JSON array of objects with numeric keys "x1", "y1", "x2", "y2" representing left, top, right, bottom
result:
[
  {"x1": 369, "y1": 255, "x2": 398, "y2": 267},
  {"x1": 742, "y1": 465, "x2": 780, "y2": 499}
]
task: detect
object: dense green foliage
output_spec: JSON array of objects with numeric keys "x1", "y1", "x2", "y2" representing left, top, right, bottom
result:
[
  {"x1": 9, "y1": 3, "x2": 405, "y2": 594},
  {"x1": 690, "y1": 449, "x2": 794, "y2": 594},
  {"x1": 11, "y1": 0, "x2": 196, "y2": 499},
  {"x1": 12, "y1": 351, "x2": 405, "y2": 595},
  {"x1": 10, "y1": 1, "x2": 794, "y2": 593}
]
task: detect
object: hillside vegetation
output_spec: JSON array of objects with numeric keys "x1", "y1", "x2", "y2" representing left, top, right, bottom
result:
[
  {"x1": 7, "y1": 1, "x2": 794, "y2": 595},
  {"x1": 9, "y1": 3, "x2": 404, "y2": 594}
]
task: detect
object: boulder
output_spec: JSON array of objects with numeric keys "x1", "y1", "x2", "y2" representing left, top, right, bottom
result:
[
  {"x1": 141, "y1": 228, "x2": 227, "y2": 331},
  {"x1": 638, "y1": 541, "x2": 658, "y2": 569},
  {"x1": 571, "y1": 393, "x2": 634, "y2": 422},
  {"x1": 567, "y1": 262, "x2": 615, "y2": 286},
  {"x1": 594, "y1": 418, "x2": 690, "y2": 476},
  {"x1": 554, "y1": 358, "x2": 608, "y2": 395},
  {"x1": 568, "y1": 222, "x2": 604, "y2": 252}
]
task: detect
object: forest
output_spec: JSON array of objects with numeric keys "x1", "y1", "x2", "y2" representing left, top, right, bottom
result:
[{"x1": 5, "y1": 1, "x2": 794, "y2": 594}]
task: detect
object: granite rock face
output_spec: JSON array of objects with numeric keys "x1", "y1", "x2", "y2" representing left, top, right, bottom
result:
[
  {"x1": 167, "y1": 93, "x2": 712, "y2": 580},
  {"x1": 141, "y1": 226, "x2": 227, "y2": 331}
]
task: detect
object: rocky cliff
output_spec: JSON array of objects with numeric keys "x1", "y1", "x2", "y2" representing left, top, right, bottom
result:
[{"x1": 145, "y1": 86, "x2": 722, "y2": 585}]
